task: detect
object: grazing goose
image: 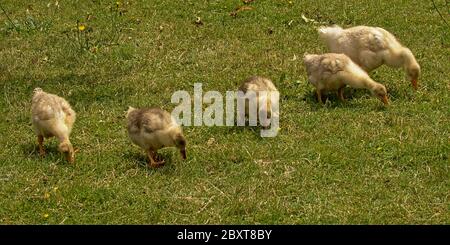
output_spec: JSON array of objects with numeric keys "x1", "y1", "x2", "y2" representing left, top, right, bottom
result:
[
  {"x1": 31, "y1": 88, "x2": 76, "y2": 163},
  {"x1": 318, "y1": 25, "x2": 420, "y2": 90},
  {"x1": 238, "y1": 76, "x2": 279, "y2": 128},
  {"x1": 303, "y1": 53, "x2": 389, "y2": 105},
  {"x1": 126, "y1": 107, "x2": 186, "y2": 167}
]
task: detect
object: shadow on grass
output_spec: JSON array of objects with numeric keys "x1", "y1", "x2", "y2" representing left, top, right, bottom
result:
[
  {"x1": 225, "y1": 123, "x2": 273, "y2": 140},
  {"x1": 303, "y1": 89, "x2": 345, "y2": 110},
  {"x1": 122, "y1": 150, "x2": 178, "y2": 173},
  {"x1": 304, "y1": 88, "x2": 390, "y2": 110},
  {"x1": 21, "y1": 142, "x2": 65, "y2": 164}
]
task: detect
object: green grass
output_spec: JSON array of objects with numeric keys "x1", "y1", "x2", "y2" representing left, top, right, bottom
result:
[{"x1": 0, "y1": 0, "x2": 449, "y2": 224}]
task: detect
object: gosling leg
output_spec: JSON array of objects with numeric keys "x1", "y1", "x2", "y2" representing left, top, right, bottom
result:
[
  {"x1": 38, "y1": 135, "x2": 45, "y2": 156},
  {"x1": 147, "y1": 149, "x2": 165, "y2": 168},
  {"x1": 316, "y1": 89, "x2": 323, "y2": 104},
  {"x1": 338, "y1": 86, "x2": 346, "y2": 102}
]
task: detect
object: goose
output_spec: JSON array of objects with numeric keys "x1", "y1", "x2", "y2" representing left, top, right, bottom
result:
[
  {"x1": 126, "y1": 107, "x2": 186, "y2": 167},
  {"x1": 303, "y1": 53, "x2": 389, "y2": 105},
  {"x1": 318, "y1": 25, "x2": 420, "y2": 90},
  {"x1": 31, "y1": 88, "x2": 76, "y2": 163}
]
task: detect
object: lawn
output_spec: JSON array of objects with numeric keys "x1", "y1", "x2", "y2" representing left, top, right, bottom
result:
[{"x1": 0, "y1": 0, "x2": 448, "y2": 224}]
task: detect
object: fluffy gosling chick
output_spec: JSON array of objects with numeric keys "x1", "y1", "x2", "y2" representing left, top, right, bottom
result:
[
  {"x1": 31, "y1": 88, "x2": 76, "y2": 163},
  {"x1": 126, "y1": 107, "x2": 186, "y2": 167},
  {"x1": 238, "y1": 76, "x2": 279, "y2": 128},
  {"x1": 303, "y1": 53, "x2": 389, "y2": 105}
]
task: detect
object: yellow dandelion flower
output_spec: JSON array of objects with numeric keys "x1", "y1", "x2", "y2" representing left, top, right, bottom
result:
[
  {"x1": 43, "y1": 213, "x2": 49, "y2": 218},
  {"x1": 78, "y1": 24, "x2": 86, "y2": 31}
]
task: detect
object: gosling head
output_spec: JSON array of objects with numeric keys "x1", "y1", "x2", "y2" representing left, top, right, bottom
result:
[
  {"x1": 402, "y1": 48, "x2": 420, "y2": 90},
  {"x1": 371, "y1": 83, "x2": 389, "y2": 105},
  {"x1": 59, "y1": 141, "x2": 75, "y2": 163},
  {"x1": 406, "y1": 63, "x2": 420, "y2": 90}
]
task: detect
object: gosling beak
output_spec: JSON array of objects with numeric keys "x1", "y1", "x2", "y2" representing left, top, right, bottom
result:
[
  {"x1": 380, "y1": 95, "x2": 389, "y2": 105},
  {"x1": 411, "y1": 79, "x2": 418, "y2": 90},
  {"x1": 65, "y1": 151, "x2": 75, "y2": 164},
  {"x1": 180, "y1": 148, "x2": 186, "y2": 160}
]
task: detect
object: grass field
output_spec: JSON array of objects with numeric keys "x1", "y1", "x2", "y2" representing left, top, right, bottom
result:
[{"x1": 0, "y1": 0, "x2": 449, "y2": 224}]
